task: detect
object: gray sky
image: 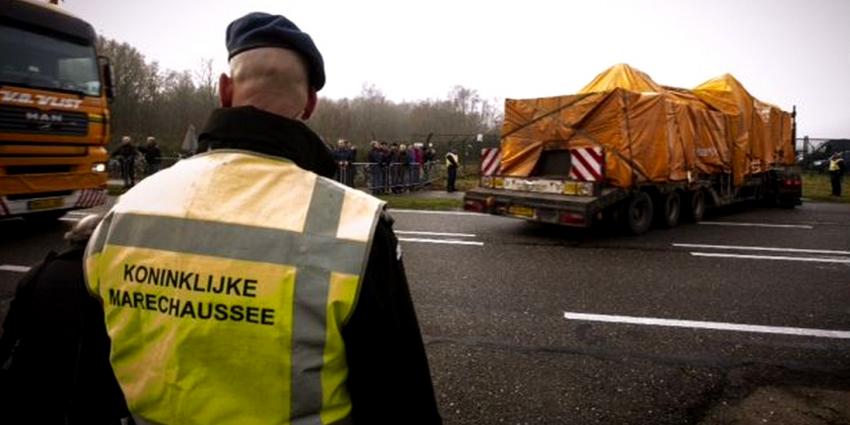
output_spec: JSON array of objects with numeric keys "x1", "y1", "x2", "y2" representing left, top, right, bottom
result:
[{"x1": 64, "y1": 0, "x2": 850, "y2": 138}]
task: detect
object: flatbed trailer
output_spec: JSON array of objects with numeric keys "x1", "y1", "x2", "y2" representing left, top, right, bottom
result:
[{"x1": 465, "y1": 166, "x2": 801, "y2": 234}]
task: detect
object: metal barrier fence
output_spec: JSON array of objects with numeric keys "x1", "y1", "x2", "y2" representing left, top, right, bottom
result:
[
  {"x1": 333, "y1": 162, "x2": 444, "y2": 194},
  {"x1": 110, "y1": 156, "x2": 445, "y2": 194}
]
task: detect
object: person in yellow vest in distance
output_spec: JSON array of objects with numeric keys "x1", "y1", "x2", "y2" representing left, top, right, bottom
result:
[
  {"x1": 445, "y1": 149, "x2": 459, "y2": 192},
  {"x1": 829, "y1": 152, "x2": 845, "y2": 197},
  {"x1": 84, "y1": 12, "x2": 441, "y2": 425}
]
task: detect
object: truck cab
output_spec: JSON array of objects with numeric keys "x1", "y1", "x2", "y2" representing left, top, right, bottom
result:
[{"x1": 0, "y1": 0, "x2": 113, "y2": 219}]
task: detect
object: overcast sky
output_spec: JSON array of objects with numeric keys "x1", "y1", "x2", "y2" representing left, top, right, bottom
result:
[{"x1": 64, "y1": 0, "x2": 850, "y2": 138}]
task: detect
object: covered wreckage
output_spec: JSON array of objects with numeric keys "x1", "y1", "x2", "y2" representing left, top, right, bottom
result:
[
  {"x1": 499, "y1": 64, "x2": 795, "y2": 188},
  {"x1": 464, "y1": 64, "x2": 801, "y2": 234}
]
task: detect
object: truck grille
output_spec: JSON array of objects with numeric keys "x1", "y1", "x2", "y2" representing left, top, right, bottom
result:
[{"x1": 0, "y1": 106, "x2": 88, "y2": 136}]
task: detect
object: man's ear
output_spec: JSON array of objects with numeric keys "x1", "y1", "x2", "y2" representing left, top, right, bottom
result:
[
  {"x1": 219, "y1": 73, "x2": 233, "y2": 107},
  {"x1": 301, "y1": 90, "x2": 318, "y2": 120}
]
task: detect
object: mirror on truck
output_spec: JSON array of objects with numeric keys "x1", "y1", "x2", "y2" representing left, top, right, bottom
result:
[{"x1": 99, "y1": 56, "x2": 115, "y2": 102}]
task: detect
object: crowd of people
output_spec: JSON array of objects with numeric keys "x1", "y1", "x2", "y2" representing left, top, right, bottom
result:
[
  {"x1": 333, "y1": 139, "x2": 438, "y2": 194},
  {"x1": 109, "y1": 135, "x2": 162, "y2": 188}
]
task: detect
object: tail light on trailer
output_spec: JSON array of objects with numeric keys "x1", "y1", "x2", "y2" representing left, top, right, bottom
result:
[
  {"x1": 464, "y1": 200, "x2": 484, "y2": 212},
  {"x1": 559, "y1": 212, "x2": 585, "y2": 225}
]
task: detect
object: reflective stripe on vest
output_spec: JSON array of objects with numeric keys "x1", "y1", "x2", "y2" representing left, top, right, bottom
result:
[
  {"x1": 445, "y1": 153, "x2": 458, "y2": 167},
  {"x1": 85, "y1": 150, "x2": 384, "y2": 425}
]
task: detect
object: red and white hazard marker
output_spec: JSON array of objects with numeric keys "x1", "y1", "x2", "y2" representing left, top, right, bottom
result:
[
  {"x1": 480, "y1": 148, "x2": 501, "y2": 176},
  {"x1": 569, "y1": 147, "x2": 604, "y2": 181}
]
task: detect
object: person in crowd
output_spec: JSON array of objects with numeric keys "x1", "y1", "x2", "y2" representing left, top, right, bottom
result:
[
  {"x1": 411, "y1": 144, "x2": 423, "y2": 189},
  {"x1": 445, "y1": 148, "x2": 459, "y2": 192},
  {"x1": 368, "y1": 140, "x2": 384, "y2": 194},
  {"x1": 390, "y1": 142, "x2": 402, "y2": 193},
  {"x1": 398, "y1": 143, "x2": 409, "y2": 191},
  {"x1": 83, "y1": 12, "x2": 440, "y2": 425},
  {"x1": 345, "y1": 140, "x2": 357, "y2": 186},
  {"x1": 141, "y1": 136, "x2": 162, "y2": 176},
  {"x1": 111, "y1": 136, "x2": 138, "y2": 188},
  {"x1": 333, "y1": 139, "x2": 350, "y2": 185},
  {"x1": 423, "y1": 143, "x2": 436, "y2": 184},
  {"x1": 829, "y1": 151, "x2": 845, "y2": 196},
  {"x1": 379, "y1": 141, "x2": 391, "y2": 193},
  {"x1": 0, "y1": 214, "x2": 130, "y2": 425}
]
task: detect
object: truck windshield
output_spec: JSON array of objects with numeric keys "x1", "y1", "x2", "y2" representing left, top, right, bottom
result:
[{"x1": 0, "y1": 24, "x2": 100, "y2": 97}]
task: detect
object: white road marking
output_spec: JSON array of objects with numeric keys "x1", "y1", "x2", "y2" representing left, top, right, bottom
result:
[
  {"x1": 690, "y1": 252, "x2": 850, "y2": 264},
  {"x1": 0, "y1": 265, "x2": 31, "y2": 273},
  {"x1": 563, "y1": 311, "x2": 850, "y2": 339},
  {"x1": 674, "y1": 243, "x2": 850, "y2": 256},
  {"x1": 396, "y1": 230, "x2": 477, "y2": 238},
  {"x1": 66, "y1": 211, "x2": 89, "y2": 217},
  {"x1": 397, "y1": 237, "x2": 484, "y2": 246},
  {"x1": 698, "y1": 221, "x2": 813, "y2": 229},
  {"x1": 390, "y1": 209, "x2": 485, "y2": 216},
  {"x1": 59, "y1": 217, "x2": 81, "y2": 222}
]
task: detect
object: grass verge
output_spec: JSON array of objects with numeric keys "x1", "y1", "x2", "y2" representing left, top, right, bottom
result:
[
  {"x1": 802, "y1": 173, "x2": 849, "y2": 203},
  {"x1": 379, "y1": 195, "x2": 463, "y2": 211}
]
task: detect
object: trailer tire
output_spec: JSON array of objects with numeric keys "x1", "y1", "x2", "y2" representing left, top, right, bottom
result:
[
  {"x1": 625, "y1": 192, "x2": 653, "y2": 235},
  {"x1": 656, "y1": 192, "x2": 681, "y2": 228},
  {"x1": 683, "y1": 190, "x2": 705, "y2": 223}
]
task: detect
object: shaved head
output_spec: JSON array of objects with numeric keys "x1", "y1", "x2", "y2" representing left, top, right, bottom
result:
[{"x1": 219, "y1": 47, "x2": 317, "y2": 120}]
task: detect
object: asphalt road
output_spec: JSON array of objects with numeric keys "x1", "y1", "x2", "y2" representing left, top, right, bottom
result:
[{"x1": 2, "y1": 200, "x2": 849, "y2": 424}]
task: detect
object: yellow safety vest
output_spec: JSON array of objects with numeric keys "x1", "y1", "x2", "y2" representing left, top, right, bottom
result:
[
  {"x1": 85, "y1": 149, "x2": 384, "y2": 425},
  {"x1": 830, "y1": 158, "x2": 842, "y2": 172},
  {"x1": 445, "y1": 152, "x2": 458, "y2": 167}
]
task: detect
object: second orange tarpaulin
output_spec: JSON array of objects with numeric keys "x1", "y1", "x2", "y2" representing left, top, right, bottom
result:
[{"x1": 499, "y1": 64, "x2": 794, "y2": 188}]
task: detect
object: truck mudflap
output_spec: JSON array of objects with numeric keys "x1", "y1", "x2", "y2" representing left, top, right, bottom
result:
[
  {"x1": 0, "y1": 188, "x2": 106, "y2": 217},
  {"x1": 464, "y1": 187, "x2": 627, "y2": 227}
]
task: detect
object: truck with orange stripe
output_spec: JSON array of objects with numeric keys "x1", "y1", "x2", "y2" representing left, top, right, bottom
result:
[
  {"x1": 0, "y1": 0, "x2": 113, "y2": 220},
  {"x1": 464, "y1": 64, "x2": 801, "y2": 234}
]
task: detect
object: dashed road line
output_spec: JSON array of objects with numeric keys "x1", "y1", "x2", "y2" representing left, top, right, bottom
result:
[
  {"x1": 698, "y1": 221, "x2": 813, "y2": 229},
  {"x1": 564, "y1": 311, "x2": 850, "y2": 339},
  {"x1": 0, "y1": 265, "x2": 31, "y2": 273},
  {"x1": 396, "y1": 230, "x2": 476, "y2": 238},
  {"x1": 673, "y1": 243, "x2": 850, "y2": 256},
  {"x1": 398, "y1": 237, "x2": 484, "y2": 246},
  {"x1": 690, "y1": 252, "x2": 850, "y2": 264}
]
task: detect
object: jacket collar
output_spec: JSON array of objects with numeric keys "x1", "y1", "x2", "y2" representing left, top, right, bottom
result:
[{"x1": 198, "y1": 106, "x2": 337, "y2": 178}]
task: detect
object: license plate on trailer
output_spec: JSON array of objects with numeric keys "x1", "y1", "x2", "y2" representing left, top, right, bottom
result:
[
  {"x1": 507, "y1": 205, "x2": 534, "y2": 218},
  {"x1": 28, "y1": 197, "x2": 64, "y2": 211}
]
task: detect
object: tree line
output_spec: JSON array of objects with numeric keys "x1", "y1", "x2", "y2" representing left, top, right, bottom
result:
[{"x1": 97, "y1": 36, "x2": 503, "y2": 158}]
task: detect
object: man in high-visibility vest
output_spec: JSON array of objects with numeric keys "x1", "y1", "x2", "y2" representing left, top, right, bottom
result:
[
  {"x1": 445, "y1": 150, "x2": 459, "y2": 192},
  {"x1": 85, "y1": 12, "x2": 440, "y2": 425},
  {"x1": 829, "y1": 152, "x2": 845, "y2": 196}
]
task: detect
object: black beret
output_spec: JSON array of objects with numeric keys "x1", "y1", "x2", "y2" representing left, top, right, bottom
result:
[{"x1": 226, "y1": 12, "x2": 325, "y2": 91}]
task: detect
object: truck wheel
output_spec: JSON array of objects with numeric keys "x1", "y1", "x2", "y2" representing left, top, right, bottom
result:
[
  {"x1": 656, "y1": 192, "x2": 681, "y2": 228},
  {"x1": 626, "y1": 192, "x2": 653, "y2": 235},
  {"x1": 682, "y1": 190, "x2": 705, "y2": 223}
]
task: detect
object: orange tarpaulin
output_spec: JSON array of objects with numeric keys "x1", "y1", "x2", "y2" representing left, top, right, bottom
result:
[{"x1": 500, "y1": 64, "x2": 795, "y2": 188}]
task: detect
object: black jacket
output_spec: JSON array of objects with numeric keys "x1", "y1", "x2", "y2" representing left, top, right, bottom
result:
[
  {"x1": 0, "y1": 248, "x2": 130, "y2": 425},
  {"x1": 198, "y1": 106, "x2": 441, "y2": 424}
]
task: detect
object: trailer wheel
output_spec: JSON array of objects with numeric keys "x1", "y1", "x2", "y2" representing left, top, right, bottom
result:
[
  {"x1": 626, "y1": 192, "x2": 653, "y2": 235},
  {"x1": 657, "y1": 192, "x2": 681, "y2": 228},
  {"x1": 682, "y1": 190, "x2": 705, "y2": 223}
]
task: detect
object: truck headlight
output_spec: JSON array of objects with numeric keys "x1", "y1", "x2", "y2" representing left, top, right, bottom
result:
[{"x1": 92, "y1": 163, "x2": 106, "y2": 173}]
